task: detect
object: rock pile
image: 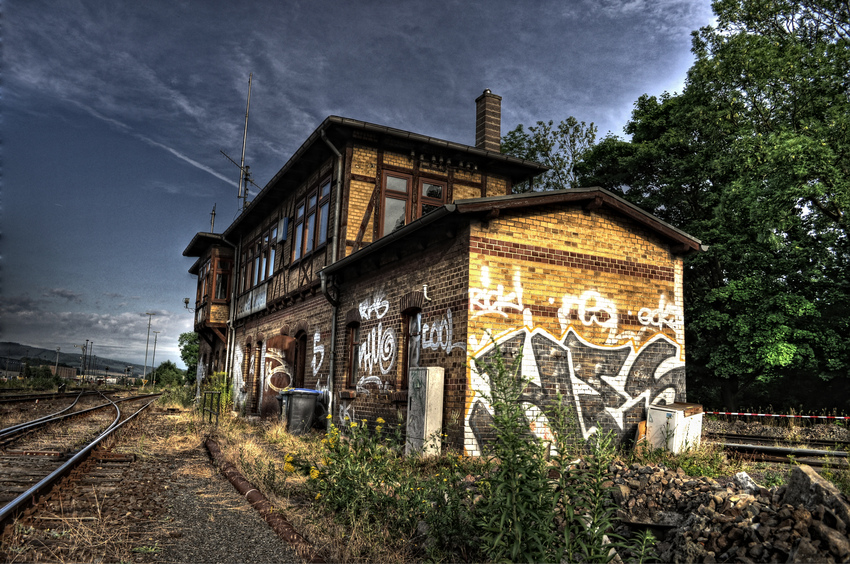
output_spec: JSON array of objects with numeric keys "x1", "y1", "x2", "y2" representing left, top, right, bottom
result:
[{"x1": 610, "y1": 462, "x2": 850, "y2": 563}]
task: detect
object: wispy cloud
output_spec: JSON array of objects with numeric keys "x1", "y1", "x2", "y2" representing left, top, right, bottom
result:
[{"x1": 44, "y1": 288, "x2": 83, "y2": 303}]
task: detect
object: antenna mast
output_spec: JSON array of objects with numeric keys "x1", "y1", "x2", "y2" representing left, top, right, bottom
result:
[
  {"x1": 210, "y1": 203, "x2": 216, "y2": 232},
  {"x1": 238, "y1": 73, "x2": 253, "y2": 210}
]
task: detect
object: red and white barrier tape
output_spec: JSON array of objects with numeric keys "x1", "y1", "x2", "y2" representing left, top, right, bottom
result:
[{"x1": 705, "y1": 411, "x2": 849, "y2": 420}]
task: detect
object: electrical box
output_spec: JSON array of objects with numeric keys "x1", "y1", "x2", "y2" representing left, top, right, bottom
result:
[{"x1": 646, "y1": 402, "x2": 703, "y2": 453}]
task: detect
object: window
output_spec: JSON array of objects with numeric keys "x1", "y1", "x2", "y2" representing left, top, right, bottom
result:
[
  {"x1": 400, "y1": 311, "x2": 421, "y2": 390},
  {"x1": 420, "y1": 179, "x2": 446, "y2": 217},
  {"x1": 379, "y1": 173, "x2": 447, "y2": 237},
  {"x1": 214, "y1": 260, "x2": 231, "y2": 300},
  {"x1": 292, "y1": 179, "x2": 331, "y2": 262},
  {"x1": 346, "y1": 322, "x2": 360, "y2": 389},
  {"x1": 239, "y1": 223, "x2": 278, "y2": 294}
]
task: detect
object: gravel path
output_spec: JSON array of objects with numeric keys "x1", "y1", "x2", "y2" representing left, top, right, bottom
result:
[{"x1": 139, "y1": 409, "x2": 301, "y2": 564}]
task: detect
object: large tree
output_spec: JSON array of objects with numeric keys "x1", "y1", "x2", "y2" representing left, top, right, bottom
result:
[
  {"x1": 178, "y1": 332, "x2": 199, "y2": 379},
  {"x1": 501, "y1": 117, "x2": 597, "y2": 192},
  {"x1": 577, "y1": 0, "x2": 850, "y2": 410}
]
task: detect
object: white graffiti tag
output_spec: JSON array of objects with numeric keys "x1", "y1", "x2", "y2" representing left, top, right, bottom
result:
[
  {"x1": 356, "y1": 375, "x2": 390, "y2": 395},
  {"x1": 359, "y1": 322, "x2": 396, "y2": 375},
  {"x1": 558, "y1": 290, "x2": 619, "y2": 331},
  {"x1": 469, "y1": 266, "x2": 524, "y2": 318},
  {"x1": 264, "y1": 348, "x2": 292, "y2": 393},
  {"x1": 311, "y1": 331, "x2": 325, "y2": 377},
  {"x1": 359, "y1": 289, "x2": 390, "y2": 320},
  {"x1": 638, "y1": 295, "x2": 684, "y2": 343},
  {"x1": 422, "y1": 308, "x2": 466, "y2": 354}
]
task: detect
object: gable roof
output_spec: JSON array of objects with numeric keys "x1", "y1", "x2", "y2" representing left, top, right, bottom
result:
[
  {"x1": 222, "y1": 116, "x2": 550, "y2": 240},
  {"x1": 322, "y1": 187, "x2": 704, "y2": 278}
]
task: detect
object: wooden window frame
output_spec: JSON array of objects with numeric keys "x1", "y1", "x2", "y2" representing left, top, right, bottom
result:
[
  {"x1": 291, "y1": 178, "x2": 332, "y2": 264},
  {"x1": 239, "y1": 222, "x2": 279, "y2": 295}
]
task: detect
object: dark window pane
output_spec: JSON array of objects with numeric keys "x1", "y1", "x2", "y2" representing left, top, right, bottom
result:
[
  {"x1": 304, "y1": 213, "x2": 316, "y2": 253},
  {"x1": 293, "y1": 223, "x2": 303, "y2": 260},
  {"x1": 215, "y1": 273, "x2": 227, "y2": 300},
  {"x1": 422, "y1": 203, "x2": 441, "y2": 216},
  {"x1": 296, "y1": 204, "x2": 304, "y2": 220},
  {"x1": 318, "y1": 203, "x2": 329, "y2": 245},
  {"x1": 422, "y1": 182, "x2": 443, "y2": 200},
  {"x1": 383, "y1": 197, "x2": 407, "y2": 234}
]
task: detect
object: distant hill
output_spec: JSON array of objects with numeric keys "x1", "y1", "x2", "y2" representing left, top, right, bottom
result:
[{"x1": 0, "y1": 342, "x2": 147, "y2": 376}]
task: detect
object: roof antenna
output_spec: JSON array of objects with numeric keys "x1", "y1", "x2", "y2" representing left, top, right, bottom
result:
[
  {"x1": 220, "y1": 73, "x2": 258, "y2": 212},
  {"x1": 210, "y1": 203, "x2": 216, "y2": 232}
]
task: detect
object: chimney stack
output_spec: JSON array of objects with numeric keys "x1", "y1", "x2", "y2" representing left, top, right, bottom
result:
[{"x1": 475, "y1": 89, "x2": 502, "y2": 152}]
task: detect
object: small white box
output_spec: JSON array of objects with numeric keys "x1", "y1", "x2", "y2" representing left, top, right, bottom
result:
[{"x1": 646, "y1": 403, "x2": 703, "y2": 453}]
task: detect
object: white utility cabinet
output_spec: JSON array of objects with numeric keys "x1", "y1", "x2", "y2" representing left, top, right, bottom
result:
[
  {"x1": 646, "y1": 402, "x2": 703, "y2": 453},
  {"x1": 405, "y1": 367, "x2": 444, "y2": 456}
]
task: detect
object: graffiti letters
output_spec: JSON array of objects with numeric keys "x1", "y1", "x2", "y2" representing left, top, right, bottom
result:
[
  {"x1": 558, "y1": 290, "x2": 619, "y2": 331},
  {"x1": 356, "y1": 374, "x2": 390, "y2": 395},
  {"x1": 469, "y1": 266, "x2": 524, "y2": 318},
  {"x1": 638, "y1": 295, "x2": 684, "y2": 342},
  {"x1": 422, "y1": 308, "x2": 466, "y2": 354},
  {"x1": 311, "y1": 331, "x2": 325, "y2": 377},
  {"x1": 359, "y1": 321, "x2": 397, "y2": 375},
  {"x1": 466, "y1": 327, "x2": 684, "y2": 456},
  {"x1": 359, "y1": 289, "x2": 389, "y2": 320}
]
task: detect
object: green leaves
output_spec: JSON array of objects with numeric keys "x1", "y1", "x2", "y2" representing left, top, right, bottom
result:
[{"x1": 501, "y1": 117, "x2": 597, "y2": 192}]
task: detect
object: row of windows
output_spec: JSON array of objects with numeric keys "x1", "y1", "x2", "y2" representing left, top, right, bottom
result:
[{"x1": 236, "y1": 172, "x2": 449, "y2": 295}]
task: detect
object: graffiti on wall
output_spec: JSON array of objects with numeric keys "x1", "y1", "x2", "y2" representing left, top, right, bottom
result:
[
  {"x1": 312, "y1": 331, "x2": 325, "y2": 378},
  {"x1": 466, "y1": 327, "x2": 684, "y2": 454},
  {"x1": 469, "y1": 266, "x2": 524, "y2": 318},
  {"x1": 422, "y1": 308, "x2": 466, "y2": 354},
  {"x1": 356, "y1": 289, "x2": 397, "y2": 392},
  {"x1": 466, "y1": 264, "x2": 686, "y2": 455}
]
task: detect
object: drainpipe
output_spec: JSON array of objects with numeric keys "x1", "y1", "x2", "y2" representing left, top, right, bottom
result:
[
  {"x1": 320, "y1": 130, "x2": 344, "y2": 430},
  {"x1": 223, "y1": 235, "x2": 242, "y2": 394}
]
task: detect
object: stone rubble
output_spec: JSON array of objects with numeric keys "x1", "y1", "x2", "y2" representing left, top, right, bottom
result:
[{"x1": 609, "y1": 462, "x2": 850, "y2": 563}]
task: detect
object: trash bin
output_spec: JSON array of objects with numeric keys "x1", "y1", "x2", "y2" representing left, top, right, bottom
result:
[{"x1": 279, "y1": 388, "x2": 322, "y2": 435}]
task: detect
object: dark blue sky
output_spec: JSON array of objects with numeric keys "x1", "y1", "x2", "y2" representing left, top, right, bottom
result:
[{"x1": 1, "y1": 0, "x2": 715, "y2": 367}]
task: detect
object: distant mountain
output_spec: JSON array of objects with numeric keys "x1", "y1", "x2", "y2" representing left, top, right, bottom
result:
[{"x1": 0, "y1": 342, "x2": 147, "y2": 376}]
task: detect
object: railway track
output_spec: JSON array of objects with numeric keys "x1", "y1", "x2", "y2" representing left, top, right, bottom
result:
[
  {"x1": 705, "y1": 431, "x2": 850, "y2": 469},
  {"x1": 0, "y1": 392, "x2": 160, "y2": 526}
]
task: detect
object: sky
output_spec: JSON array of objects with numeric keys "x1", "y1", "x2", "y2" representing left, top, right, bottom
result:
[{"x1": 1, "y1": 0, "x2": 716, "y2": 369}]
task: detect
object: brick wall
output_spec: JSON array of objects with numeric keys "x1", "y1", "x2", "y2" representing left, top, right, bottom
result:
[
  {"x1": 464, "y1": 204, "x2": 686, "y2": 455},
  {"x1": 331, "y1": 230, "x2": 470, "y2": 449}
]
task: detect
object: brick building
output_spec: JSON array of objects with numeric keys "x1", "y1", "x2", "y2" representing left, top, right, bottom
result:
[{"x1": 183, "y1": 91, "x2": 702, "y2": 453}]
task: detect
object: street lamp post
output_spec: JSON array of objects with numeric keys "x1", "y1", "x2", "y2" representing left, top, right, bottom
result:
[
  {"x1": 151, "y1": 331, "x2": 160, "y2": 388},
  {"x1": 142, "y1": 312, "x2": 156, "y2": 388}
]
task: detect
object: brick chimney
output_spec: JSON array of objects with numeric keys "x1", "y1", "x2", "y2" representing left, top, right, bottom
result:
[{"x1": 475, "y1": 89, "x2": 502, "y2": 152}]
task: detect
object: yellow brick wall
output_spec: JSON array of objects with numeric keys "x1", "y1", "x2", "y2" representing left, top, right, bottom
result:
[
  {"x1": 453, "y1": 184, "x2": 481, "y2": 201},
  {"x1": 463, "y1": 204, "x2": 686, "y2": 455}
]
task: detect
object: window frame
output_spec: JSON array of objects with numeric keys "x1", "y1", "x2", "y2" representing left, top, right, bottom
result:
[
  {"x1": 291, "y1": 178, "x2": 332, "y2": 264},
  {"x1": 400, "y1": 309, "x2": 421, "y2": 391},
  {"x1": 378, "y1": 172, "x2": 448, "y2": 238},
  {"x1": 239, "y1": 222, "x2": 279, "y2": 295},
  {"x1": 345, "y1": 321, "x2": 361, "y2": 389}
]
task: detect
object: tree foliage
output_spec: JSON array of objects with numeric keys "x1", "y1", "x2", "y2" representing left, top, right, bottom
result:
[
  {"x1": 577, "y1": 0, "x2": 850, "y2": 410},
  {"x1": 178, "y1": 332, "x2": 199, "y2": 378},
  {"x1": 152, "y1": 360, "x2": 185, "y2": 388},
  {"x1": 501, "y1": 117, "x2": 597, "y2": 192}
]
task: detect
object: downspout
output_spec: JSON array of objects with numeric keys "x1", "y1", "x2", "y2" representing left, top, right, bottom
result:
[{"x1": 320, "y1": 129, "x2": 343, "y2": 429}]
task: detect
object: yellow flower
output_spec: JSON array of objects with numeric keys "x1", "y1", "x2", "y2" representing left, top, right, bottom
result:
[
  {"x1": 375, "y1": 425, "x2": 383, "y2": 433},
  {"x1": 315, "y1": 493, "x2": 321, "y2": 500},
  {"x1": 326, "y1": 414, "x2": 332, "y2": 419},
  {"x1": 285, "y1": 454, "x2": 294, "y2": 463},
  {"x1": 284, "y1": 462, "x2": 295, "y2": 473},
  {"x1": 350, "y1": 422, "x2": 357, "y2": 428},
  {"x1": 310, "y1": 467, "x2": 320, "y2": 480},
  {"x1": 376, "y1": 417, "x2": 385, "y2": 424}
]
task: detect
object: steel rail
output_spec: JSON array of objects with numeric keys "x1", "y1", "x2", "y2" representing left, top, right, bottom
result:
[
  {"x1": 0, "y1": 390, "x2": 86, "y2": 435},
  {"x1": 0, "y1": 390, "x2": 97, "y2": 404},
  {"x1": 0, "y1": 392, "x2": 160, "y2": 441},
  {"x1": 0, "y1": 395, "x2": 159, "y2": 525},
  {"x1": 718, "y1": 442, "x2": 849, "y2": 458},
  {"x1": 706, "y1": 432, "x2": 850, "y2": 450}
]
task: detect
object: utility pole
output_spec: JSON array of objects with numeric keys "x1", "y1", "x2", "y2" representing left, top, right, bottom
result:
[
  {"x1": 54, "y1": 347, "x2": 60, "y2": 377},
  {"x1": 142, "y1": 312, "x2": 156, "y2": 388},
  {"x1": 151, "y1": 331, "x2": 160, "y2": 388}
]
